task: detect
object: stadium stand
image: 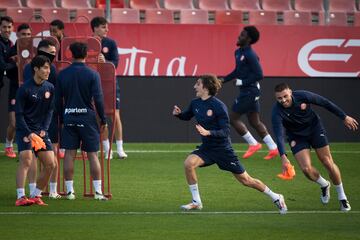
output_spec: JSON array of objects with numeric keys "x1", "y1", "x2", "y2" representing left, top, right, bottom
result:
[
  {"x1": 40, "y1": 8, "x2": 70, "y2": 22},
  {"x1": 198, "y1": 0, "x2": 229, "y2": 10},
  {"x1": 328, "y1": 0, "x2": 357, "y2": 12},
  {"x1": 294, "y1": 0, "x2": 325, "y2": 12},
  {"x1": 215, "y1": 10, "x2": 243, "y2": 24},
  {"x1": 163, "y1": 0, "x2": 195, "y2": 10},
  {"x1": 5, "y1": 8, "x2": 35, "y2": 22},
  {"x1": 248, "y1": 10, "x2": 277, "y2": 24},
  {"x1": 144, "y1": 9, "x2": 174, "y2": 24},
  {"x1": 179, "y1": 9, "x2": 209, "y2": 23},
  {"x1": 230, "y1": 0, "x2": 261, "y2": 11},
  {"x1": 355, "y1": 12, "x2": 360, "y2": 26},
  {"x1": 0, "y1": 0, "x2": 23, "y2": 8},
  {"x1": 129, "y1": 0, "x2": 160, "y2": 10},
  {"x1": 26, "y1": 0, "x2": 57, "y2": 8},
  {"x1": 61, "y1": 0, "x2": 92, "y2": 9},
  {"x1": 327, "y1": 11, "x2": 348, "y2": 26},
  {"x1": 261, "y1": 0, "x2": 293, "y2": 11},
  {"x1": 283, "y1": 11, "x2": 312, "y2": 25},
  {"x1": 76, "y1": 8, "x2": 105, "y2": 22},
  {"x1": 111, "y1": 8, "x2": 140, "y2": 23},
  {"x1": 96, "y1": 0, "x2": 125, "y2": 9}
]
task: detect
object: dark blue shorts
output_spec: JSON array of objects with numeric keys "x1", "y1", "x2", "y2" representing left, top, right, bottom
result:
[
  {"x1": 192, "y1": 147, "x2": 245, "y2": 174},
  {"x1": 16, "y1": 131, "x2": 53, "y2": 154},
  {"x1": 232, "y1": 95, "x2": 260, "y2": 114},
  {"x1": 48, "y1": 116, "x2": 59, "y2": 144},
  {"x1": 61, "y1": 122, "x2": 100, "y2": 152},
  {"x1": 288, "y1": 127, "x2": 329, "y2": 155},
  {"x1": 8, "y1": 83, "x2": 18, "y2": 112},
  {"x1": 116, "y1": 76, "x2": 120, "y2": 110}
]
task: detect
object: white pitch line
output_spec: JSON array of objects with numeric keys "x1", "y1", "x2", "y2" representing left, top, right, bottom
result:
[{"x1": 0, "y1": 211, "x2": 359, "y2": 215}]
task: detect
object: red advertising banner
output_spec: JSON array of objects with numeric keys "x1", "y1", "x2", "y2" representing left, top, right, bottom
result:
[{"x1": 11, "y1": 23, "x2": 360, "y2": 77}]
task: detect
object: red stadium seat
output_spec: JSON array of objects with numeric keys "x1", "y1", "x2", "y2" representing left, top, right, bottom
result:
[
  {"x1": 248, "y1": 10, "x2": 277, "y2": 25},
  {"x1": 329, "y1": 0, "x2": 356, "y2": 12},
  {"x1": 5, "y1": 8, "x2": 35, "y2": 22},
  {"x1": 198, "y1": 0, "x2": 229, "y2": 10},
  {"x1": 230, "y1": 0, "x2": 260, "y2": 11},
  {"x1": 144, "y1": 9, "x2": 174, "y2": 24},
  {"x1": 129, "y1": 0, "x2": 159, "y2": 10},
  {"x1": 327, "y1": 12, "x2": 348, "y2": 26},
  {"x1": 283, "y1": 11, "x2": 312, "y2": 25},
  {"x1": 26, "y1": 0, "x2": 57, "y2": 8},
  {"x1": 40, "y1": 8, "x2": 70, "y2": 22},
  {"x1": 0, "y1": 0, "x2": 23, "y2": 8},
  {"x1": 111, "y1": 8, "x2": 140, "y2": 23},
  {"x1": 76, "y1": 8, "x2": 105, "y2": 22},
  {"x1": 294, "y1": 0, "x2": 324, "y2": 12},
  {"x1": 180, "y1": 9, "x2": 208, "y2": 23},
  {"x1": 261, "y1": 0, "x2": 292, "y2": 11},
  {"x1": 354, "y1": 12, "x2": 360, "y2": 26},
  {"x1": 61, "y1": 0, "x2": 92, "y2": 9},
  {"x1": 163, "y1": 0, "x2": 194, "y2": 10},
  {"x1": 96, "y1": 0, "x2": 125, "y2": 9},
  {"x1": 215, "y1": 10, "x2": 243, "y2": 24}
]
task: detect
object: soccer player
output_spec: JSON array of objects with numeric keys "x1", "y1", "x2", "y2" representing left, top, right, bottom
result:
[
  {"x1": 49, "y1": 19, "x2": 65, "y2": 61},
  {"x1": 56, "y1": 42, "x2": 108, "y2": 200},
  {"x1": 15, "y1": 55, "x2": 56, "y2": 206},
  {"x1": 3, "y1": 23, "x2": 32, "y2": 159},
  {"x1": 0, "y1": 16, "x2": 17, "y2": 158},
  {"x1": 272, "y1": 83, "x2": 358, "y2": 212},
  {"x1": 91, "y1": 16, "x2": 127, "y2": 159},
  {"x1": 223, "y1": 26, "x2": 278, "y2": 160},
  {"x1": 24, "y1": 39, "x2": 61, "y2": 199},
  {"x1": 173, "y1": 75, "x2": 287, "y2": 214}
]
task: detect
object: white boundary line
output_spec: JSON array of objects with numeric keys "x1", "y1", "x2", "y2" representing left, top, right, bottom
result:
[{"x1": 0, "y1": 211, "x2": 359, "y2": 215}]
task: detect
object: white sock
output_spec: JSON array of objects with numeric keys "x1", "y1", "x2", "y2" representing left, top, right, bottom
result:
[
  {"x1": 263, "y1": 134, "x2": 277, "y2": 150},
  {"x1": 242, "y1": 132, "x2": 258, "y2": 145},
  {"x1": 116, "y1": 140, "x2": 124, "y2": 153},
  {"x1": 189, "y1": 183, "x2": 202, "y2": 204},
  {"x1": 17, "y1": 188, "x2": 25, "y2": 199},
  {"x1": 31, "y1": 188, "x2": 42, "y2": 198},
  {"x1": 5, "y1": 138, "x2": 13, "y2": 148},
  {"x1": 335, "y1": 183, "x2": 347, "y2": 200},
  {"x1": 65, "y1": 180, "x2": 74, "y2": 194},
  {"x1": 59, "y1": 148, "x2": 65, "y2": 153},
  {"x1": 93, "y1": 180, "x2": 102, "y2": 194},
  {"x1": 29, "y1": 183, "x2": 36, "y2": 195},
  {"x1": 102, "y1": 139, "x2": 110, "y2": 153},
  {"x1": 316, "y1": 176, "x2": 329, "y2": 188},
  {"x1": 263, "y1": 186, "x2": 279, "y2": 201},
  {"x1": 49, "y1": 182, "x2": 57, "y2": 194}
]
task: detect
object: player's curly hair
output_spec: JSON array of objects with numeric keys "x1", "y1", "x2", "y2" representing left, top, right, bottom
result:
[
  {"x1": 244, "y1": 26, "x2": 260, "y2": 45},
  {"x1": 200, "y1": 74, "x2": 222, "y2": 96}
]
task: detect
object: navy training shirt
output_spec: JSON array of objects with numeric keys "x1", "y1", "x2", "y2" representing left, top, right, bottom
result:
[
  {"x1": 55, "y1": 62, "x2": 106, "y2": 125},
  {"x1": 223, "y1": 46, "x2": 263, "y2": 96},
  {"x1": 272, "y1": 90, "x2": 347, "y2": 156},
  {"x1": 101, "y1": 37, "x2": 119, "y2": 68},
  {"x1": 15, "y1": 78, "x2": 54, "y2": 136},
  {"x1": 176, "y1": 96, "x2": 232, "y2": 149}
]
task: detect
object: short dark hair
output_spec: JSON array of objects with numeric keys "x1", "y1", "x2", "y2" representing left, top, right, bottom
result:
[
  {"x1": 200, "y1": 74, "x2": 222, "y2": 96},
  {"x1": 50, "y1": 19, "x2": 64, "y2": 30},
  {"x1": 17, "y1": 23, "x2": 31, "y2": 33},
  {"x1": 244, "y1": 26, "x2": 260, "y2": 45},
  {"x1": 274, "y1": 83, "x2": 290, "y2": 92},
  {"x1": 90, "y1": 16, "x2": 108, "y2": 32},
  {"x1": 31, "y1": 55, "x2": 51, "y2": 74},
  {"x1": 37, "y1": 39, "x2": 56, "y2": 50},
  {"x1": 70, "y1": 42, "x2": 87, "y2": 59},
  {"x1": 0, "y1": 16, "x2": 14, "y2": 25}
]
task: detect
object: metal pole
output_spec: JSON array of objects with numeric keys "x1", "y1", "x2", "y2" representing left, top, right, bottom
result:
[{"x1": 105, "y1": 0, "x2": 111, "y2": 22}]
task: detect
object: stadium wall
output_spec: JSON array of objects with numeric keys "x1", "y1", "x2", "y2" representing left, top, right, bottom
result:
[{"x1": 1, "y1": 77, "x2": 358, "y2": 143}]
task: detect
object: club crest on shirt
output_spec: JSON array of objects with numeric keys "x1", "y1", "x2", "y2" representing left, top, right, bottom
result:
[
  {"x1": 240, "y1": 55, "x2": 245, "y2": 61},
  {"x1": 11, "y1": 99, "x2": 16, "y2": 105},
  {"x1": 207, "y1": 109, "x2": 213, "y2": 117},
  {"x1": 45, "y1": 91, "x2": 51, "y2": 99},
  {"x1": 102, "y1": 47, "x2": 109, "y2": 53},
  {"x1": 290, "y1": 140, "x2": 296, "y2": 147},
  {"x1": 300, "y1": 103, "x2": 307, "y2": 110}
]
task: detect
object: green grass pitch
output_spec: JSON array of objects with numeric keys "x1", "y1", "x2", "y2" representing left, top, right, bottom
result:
[{"x1": 0, "y1": 143, "x2": 359, "y2": 239}]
